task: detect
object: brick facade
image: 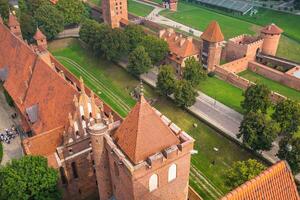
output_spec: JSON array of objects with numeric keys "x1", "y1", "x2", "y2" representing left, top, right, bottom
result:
[{"x1": 102, "y1": 0, "x2": 128, "y2": 28}]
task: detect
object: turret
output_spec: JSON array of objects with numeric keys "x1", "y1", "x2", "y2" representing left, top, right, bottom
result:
[
  {"x1": 200, "y1": 21, "x2": 224, "y2": 72},
  {"x1": 260, "y1": 23, "x2": 283, "y2": 56},
  {"x1": 8, "y1": 13, "x2": 22, "y2": 39},
  {"x1": 34, "y1": 28, "x2": 47, "y2": 49}
]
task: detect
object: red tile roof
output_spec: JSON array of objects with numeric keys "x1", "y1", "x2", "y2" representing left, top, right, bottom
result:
[
  {"x1": 221, "y1": 161, "x2": 300, "y2": 200},
  {"x1": 261, "y1": 23, "x2": 283, "y2": 35},
  {"x1": 160, "y1": 29, "x2": 199, "y2": 64},
  {"x1": 8, "y1": 13, "x2": 20, "y2": 27},
  {"x1": 201, "y1": 21, "x2": 224, "y2": 43},
  {"x1": 114, "y1": 95, "x2": 180, "y2": 164},
  {"x1": 33, "y1": 28, "x2": 46, "y2": 41}
]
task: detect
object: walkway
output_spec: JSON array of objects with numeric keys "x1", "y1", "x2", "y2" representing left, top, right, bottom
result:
[
  {"x1": 0, "y1": 87, "x2": 23, "y2": 166},
  {"x1": 134, "y1": 0, "x2": 203, "y2": 37}
]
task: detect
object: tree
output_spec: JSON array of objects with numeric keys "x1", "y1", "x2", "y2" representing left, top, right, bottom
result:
[
  {"x1": 157, "y1": 65, "x2": 177, "y2": 96},
  {"x1": 79, "y1": 19, "x2": 102, "y2": 47},
  {"x1": 55, "y1": 0, "x2": 86, "y2": 25},
  {"x1": 26, "y1": 0, "x2": 50, "y2": 14},
  {"x1": 0, "y1": 0, "x2": 9, "y2": 20},
  {"x1": 20, "y1": 13, "x2": 36, "y2": 42},
  {"x1": 174, "y1": 80, "x2": 197, "y2": 107},
  {"x1": 127, "y1": 46, "x2": 152, "y2": 77},
  {"x1": 34, "y1": 5, "x2": 64, "y2": 39},
  {"x1": 183, "y1": 57, "x2": 206, "y2": 87},
  {"x1": 241, "y1": 84, "x2": 271, "y2": 114},
  {"x1": 140, "y1": 35, "x2": 169, "y2": 64},
  {"x1": 100, "y1": 27, "x2": 129, "y2": 61},
  {"x1": 278, "y1": 137, "x2": 300, "y2": 174},
  {"x1": 225, "y1": 159, "x2": 266, "y2": 189},
  {"x1": 272, "y1": 99, "x2": 300, "y2": 136},
  {"x1": 124, "y1": 24, "x2": 145, "y2": 51},
  {"x1": 238, "y1": 111, "x2": 279, "y2": 151},
  {"x1": 0, "y1": 156, "x2": 61, "y2": 200}
]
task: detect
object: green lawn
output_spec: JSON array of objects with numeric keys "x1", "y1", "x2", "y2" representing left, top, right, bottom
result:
[
  {"x1": 50, "y1": 39, "x2": 265, "y2": 199},
  {"x1": 160, "y1": 2, "x2": 300, "y2": 63},
  {"x1": 198, "y1": 77, "x2": 244, "y2": 113},
  {"x1": 239, "y1": 70, "x2": 300, "y2": 102}
]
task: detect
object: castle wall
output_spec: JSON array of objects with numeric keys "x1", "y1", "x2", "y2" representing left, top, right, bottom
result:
[
  {"x1": 248, "y1": 61, "x2": 300, "y2": 91},
  {"x1": 261, "y1": 33, "x2": 281, "y2": 56},
  {"x1": 219, "y1": 57, "x2": 250, "y2": 74},
  {"x1": 225, "y1": 35, "x2": 263, "y2": 62}
]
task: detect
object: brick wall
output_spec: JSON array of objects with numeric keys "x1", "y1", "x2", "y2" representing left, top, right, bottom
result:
[
  {"x1": 219, "y1": 57, "x2": 250, "y2": 74},
  {"x1": 248, "y1": 61, "x2": 300, "y2": 91}
]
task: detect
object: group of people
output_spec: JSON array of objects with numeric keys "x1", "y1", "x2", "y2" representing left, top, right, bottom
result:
[{"x1": 0, "y1": 125, "x2": 18, "y2": 144}]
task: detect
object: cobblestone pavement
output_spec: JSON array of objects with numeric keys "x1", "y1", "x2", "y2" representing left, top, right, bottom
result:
[{"x1": 0, "y1": 87, "x2": 23, "y2": 165}]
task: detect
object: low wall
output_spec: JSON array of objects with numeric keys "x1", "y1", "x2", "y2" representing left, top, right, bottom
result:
[
  {"x1": 248, "y1": 61, "x2": 300, "y2": 91},
  {"x1": 219, "y1": 57, "x2": 250, "y2": 74},
  {"x1": 215, "y1": 65, "x2": 287, "y2": 103}
]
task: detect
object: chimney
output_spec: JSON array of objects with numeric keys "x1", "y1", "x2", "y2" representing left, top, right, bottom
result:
[
  {"x1": 180, "y1": 38, "x2": 186, "y2": 47},
  {"x1": 159, "y1": 29, "x2": 166, "y2": 38}
]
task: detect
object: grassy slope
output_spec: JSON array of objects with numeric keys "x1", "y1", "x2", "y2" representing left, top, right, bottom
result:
[
  {"x1": 239, "y1": 70, "x2": 300, "y2": 101},
  {"x1": 50, "y1": 40, "x2": 263, "y2": 197},
  {"x1": 198, "y1": 77, "x2": 244, "y2": 113},
  {"x1": 160, "y1": 2, "x2": 300, "y2": 62}
]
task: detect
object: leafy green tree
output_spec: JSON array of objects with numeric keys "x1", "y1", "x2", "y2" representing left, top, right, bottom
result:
[
  {"x1": 124, "y1": 24, "x2": 145, "y2": 51},
  {"x1": 174, "y1": 80, "x2": 197, "y2": 107},
  {"x1": 157, "y1": 65, "x2": 177, "y2": 96},
  {"x1": 20, "y1": 13, "x2": 36, "y2": 42},
  {"x1": 128, "y1": 46, "x2": 152, "y2": 77},
  {"x1": 55, "y1": 0, "x2": 86, "y2": 25},
  {"x1": 34, "y1": 5, "x2": 64, "y2": 39},
  {"x1": 0, "y1": 0, "x2": 9, "y2": 20},
  {"x1": 141, "y1": 35, "x2": 169, "y2": 64},
  {"x1": 272, "y1": 99, "x2": 300, "y2": 135},
  {"x1": 225, "y1": 159, "x2": 266, "y2": 189},
  {"x1": 241, "y1": 84, "x2": 271, "y2": 114},
  {"x1": 0, "y1": 156, "x2": 61, "y2": 200},
  {"x1": 100, "y1": 27, "x2": 129, "y2": 61},
  {"x1": 278, "y1": 137, "x2": 300, "y2": 174},
  {"x1": 238, "y1": 111, "x2": 279, "y2": 151},
  {"x1": 79, "y1": 19, "x2": 101, "y2": 47},
  {"x1": 26, "y1": 0, "x2": 50, "y2": 14},
  {"x1": 183, "y1": 57, "x2": 206, "y2": 87}
]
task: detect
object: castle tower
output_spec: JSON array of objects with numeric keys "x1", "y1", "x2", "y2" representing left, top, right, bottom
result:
[
  {"x1": 34, "y1": 28, "x2": 47, "y2": 49},
  {"x1": 8, "y1": 13, "x2": 22, "y2": 39},
  {"x1": 89, "y1": 122, "x2": 113, "y2": 200},
  {"x1": 260, "y1": 23, "x2": 283, "y2": 56},
  {"x1": 169, "y1": 0, "x2": 178, "y2": 11},
  {"x1": 103, "y1": 84, "x2": 195, "y2": 200},
  {"x1": 102, "y1": 0, "x2": 128, "y2": 28},
  {"x1": 200, "y1": 21, "x2": 224, "y2": 72}
]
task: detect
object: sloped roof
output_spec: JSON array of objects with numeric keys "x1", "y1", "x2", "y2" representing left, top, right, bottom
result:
[
  {"x1": 34, "y1": 28, "x2": 46, "y2": 40},
  {"x1": 0, "y1": 23, "x2": 37, "y2": 107},
  {"x1": 160, "y1": 29, "x2": 199, "y2": 64},
  {"x1": 261, "y1": 23, "x2": 283, "y2": 35},
  {"x1": 23, "y1": 58, "x2": 77, "y2": 134},
  {"x1": 201, "y1": 21, "x2": 224, "y2": 43},
  {"x1": 114, "y1": 95, "x2": 180, "y2": 164},
  {"x1": 221, "y1": 161, "x2": 299, "y2": 200},
  {"x1": 8, "y1": 13, "x2": 19, "y2": 27}
]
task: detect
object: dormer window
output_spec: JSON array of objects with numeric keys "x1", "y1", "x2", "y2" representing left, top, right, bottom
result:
[{"x1": 149, "y1": 174, "x2": 158, "y2": 192}]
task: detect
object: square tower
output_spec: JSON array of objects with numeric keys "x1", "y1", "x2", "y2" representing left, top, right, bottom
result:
[{"x1": 102, "y1": 0, "x2": 128, "y2": 28}]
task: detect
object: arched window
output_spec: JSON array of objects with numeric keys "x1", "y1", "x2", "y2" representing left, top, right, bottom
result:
[
  {"x1": 149, "y1": 174, "x2": 158, "y2": 192},
  {"x1": 71, "y1": 162, "x2": 79, "y2": 179},
  {"x1": 168, "y1": 164, "x2": 177, "y2": 182}
]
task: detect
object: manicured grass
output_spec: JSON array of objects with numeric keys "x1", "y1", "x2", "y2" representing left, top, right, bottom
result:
[
  {"x1": 198, "y1": 77, "x2": 244, "y2": 113},
  {"x1": 160, "y1": 2, "x2": 300, "y2": 63},
  {"x1": 239, "y1": 70, "x2": 300, "y2": 102},
  {"x1": 128, "y1": 0, "x2": 154, "y2": 17},
  {"x1": 50, "y1": 39, "x2": 265, "y2": 199}
]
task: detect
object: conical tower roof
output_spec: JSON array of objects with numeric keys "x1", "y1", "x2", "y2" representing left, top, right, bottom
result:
[
  {"x1": 201, "y1": 21, "x2": 224, "y2": 43},
  {"x1": 34, "y1": 28, "x2": 46, "y2": 40},
  {"x1": 114, "y1": 95, "x2": 180, "y2": 164},
  {"x1": 8, "y1": 13, "x2": 19, "y2": 27},
  {"x1": 261, "y1": 23, "x2": 283, "y2": 35}
]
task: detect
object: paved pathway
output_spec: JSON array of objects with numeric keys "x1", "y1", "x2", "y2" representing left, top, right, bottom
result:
[
  {"x1": 57, "y1": 27, "x2": 80, "y2": 39},
  {"x1": 0, "y1": 88, "x2": 23, "y2": 166},
  {"x1": 134, "y1": 0, "x2": 203, "y2": 37}
]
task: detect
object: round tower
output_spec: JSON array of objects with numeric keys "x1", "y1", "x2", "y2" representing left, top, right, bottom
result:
[
  {"x1": 260, "y1": 23, "x2": 283, "y2": 56},
  {"x1": 89, "y1": 122, "x2": 113, "y2": 200}
]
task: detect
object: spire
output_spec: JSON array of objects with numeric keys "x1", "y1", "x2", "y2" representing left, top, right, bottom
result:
[
  {"x1": 34, "y1": 28, "x2": 46, "y2": 41},
  {"x1": 79, "y1": 76, "x2": 85, "y2": 94},
  {"x1": 8, "y1": 12, "x2": 20, "y2": 27},
  {"x1": 0, "y1": 15, "x2": 3, "y2": 24},
  {"x1": 73, "y1": 95, "x2": 79, "y2": 107}
]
